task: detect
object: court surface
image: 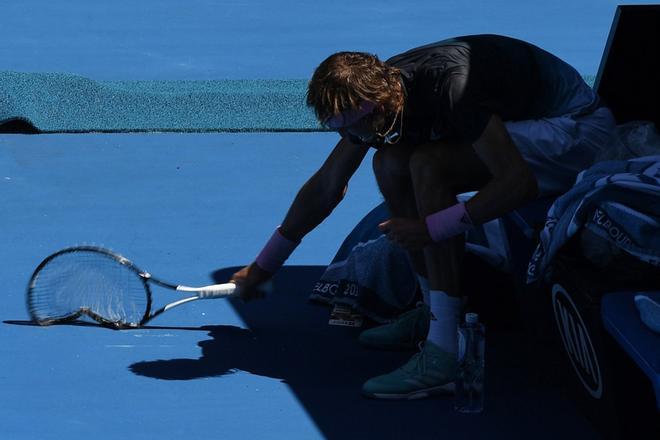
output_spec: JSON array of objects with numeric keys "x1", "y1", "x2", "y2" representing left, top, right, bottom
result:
[{"x1": 1, "y1": 1, "x2": 653, "y2": 438}]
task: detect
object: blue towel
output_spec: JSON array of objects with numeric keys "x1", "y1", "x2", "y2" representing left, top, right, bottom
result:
[
  {"x1": 527, "y1": 156, "x2": 660, "y2": 284},
  {"x1": 309, "y1": 203, "x2": 418, "y2": 323},
  {"x1": 310, "y1": 200, "x2": 516, "y2": 323}
]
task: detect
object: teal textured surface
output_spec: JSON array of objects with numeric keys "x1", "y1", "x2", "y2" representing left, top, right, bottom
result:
[
  {"x1": 0, "y1": 71, "x2": 596, "y2": 134},
  {"x1": 0, "y1": 71, "x2": 322, "y2": 133}
]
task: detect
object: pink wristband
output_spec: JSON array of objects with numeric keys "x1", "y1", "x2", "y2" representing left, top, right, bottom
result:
[
  {"x1": 255, "y1": 227, "x2": 300, "y2": 274},
  {"x1": 425, "y1": 203, "x2": 473, "y2": 242}
]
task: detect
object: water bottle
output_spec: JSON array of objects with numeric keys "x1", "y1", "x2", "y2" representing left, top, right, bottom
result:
[{"x1": 455, "y1": 312, "x2": 486, "y2": 413}]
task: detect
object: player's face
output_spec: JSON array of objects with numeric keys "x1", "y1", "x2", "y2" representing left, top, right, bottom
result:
[{"x1": 339, "y1": 111, "x2": 386, "y2": 145}]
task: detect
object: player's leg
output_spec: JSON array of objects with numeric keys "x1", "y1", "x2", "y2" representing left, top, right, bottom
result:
[
  {"x1": 409, "y1": 142, "x2": 490, "y2": 353},
  {"x1": 358, "y1": 144, "x2": 432, "y2": 351},
  {"x1": 363, "y1": 141, "x2": 491, "y2": 400},
  {"x1": 371, "y1": 144, "x2": 426, "y2": 275}
]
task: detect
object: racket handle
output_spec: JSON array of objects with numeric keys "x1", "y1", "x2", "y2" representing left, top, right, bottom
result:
[
  {"x1": 177, "y1": 281, "x2": 273, "y2": 299},
  {"x1": 177, "y1": 283, "x2": 237, "y2": 298}
]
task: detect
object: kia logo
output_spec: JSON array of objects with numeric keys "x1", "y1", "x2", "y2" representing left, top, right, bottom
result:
[{"x1": 552, "y1": 284, "x2": 603, "y2": 399}]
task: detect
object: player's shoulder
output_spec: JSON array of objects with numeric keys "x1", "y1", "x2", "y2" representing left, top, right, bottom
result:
[
  {"x1": 386, "y1": 39, "x2": 460, "y2": 66},
  {"x1": 385, "y1": 38, "x2": 474, "y2": 80},
  {"x1": 387, "y1": 34, "x2": 534, "y2": 65}
]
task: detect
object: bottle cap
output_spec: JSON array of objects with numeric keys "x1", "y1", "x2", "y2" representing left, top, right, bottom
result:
[{"x1": 465, "y1": 313, "x2": 479, "y2": 324}]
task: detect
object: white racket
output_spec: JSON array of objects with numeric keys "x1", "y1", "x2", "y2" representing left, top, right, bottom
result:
[{"x1": 27, "y1": 246, "x2": 263, "y2": 329}]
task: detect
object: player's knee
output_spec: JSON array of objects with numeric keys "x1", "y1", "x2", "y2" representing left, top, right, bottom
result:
[
  {"x1": 372, "y1": 146, "x2": 411, "y2": 192},
  {"x1": 408, "y1": 147, "x2": 457, "y2": 192}
]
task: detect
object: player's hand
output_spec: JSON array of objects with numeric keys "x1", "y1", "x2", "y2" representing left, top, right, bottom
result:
[
  {"x1": 230, "y1": 262, "x2": 272, "y2": 301},
  {"x1": 379, "y1": 218, "x2": 432, "y2": 251}
]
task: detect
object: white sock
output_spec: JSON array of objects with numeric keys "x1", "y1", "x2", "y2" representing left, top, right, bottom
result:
[
  {"x1": 416, "y1": 275, "x2": 430, "y2": 306},
  {"x1": 427, "y1": 290, "x2": 462, "y2": 354}
]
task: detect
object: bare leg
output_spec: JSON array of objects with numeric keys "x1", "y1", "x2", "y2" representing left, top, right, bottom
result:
[
  {"x1": 361, "y1": 142, "x2": 493, "y2": 400},
  {"x1": 372, "y1": 145, "x2": 427, "y2": 276},
  {"x1": 408, "y1": 142, "x2": 491, "y2": 297}
]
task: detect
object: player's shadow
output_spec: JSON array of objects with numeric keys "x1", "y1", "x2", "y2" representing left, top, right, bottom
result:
[
  {"x1": 128, "y1": 264, "x2": 413, "y2": 383},
  {"x1": 131, "y1": 255, "x2": 523, "y2": 379},
  {"x1": 127, "y1": 265, "x2": 600, "y2": 440},
  {"x1": 130, "y1": 325, "x2": 285, "y2": 380},
  {"x1": 129, "y1": 266, "x2": 450, "y2": 439}
]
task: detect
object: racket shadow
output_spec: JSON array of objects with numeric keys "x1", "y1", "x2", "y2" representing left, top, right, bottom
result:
[
  {"x1": 3, "y1": 320, "x2": 213, "y2": 332},
  {"x1": 127, "y1": 265, "x2": 437, "y2": 439},
  {"x1": 129, "y1": 266, "x2": 393, "y2": 382}
]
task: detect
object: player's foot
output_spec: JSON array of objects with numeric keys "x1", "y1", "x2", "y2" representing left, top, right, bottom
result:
[
  {"x1": 358, "y1": 303, "x2": 430, "y2": 350},
  {"x1": 361, "y1": 341, "x2": 457, "y2": 400}
]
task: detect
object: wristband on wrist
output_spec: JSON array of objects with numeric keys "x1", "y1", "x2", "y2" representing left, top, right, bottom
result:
[
  {"x1": 255, "y1": 227, "x2": 300, "y2": 274},
  {"x1": 425, "y1": 202, "x2": 474, "y2": 242}
]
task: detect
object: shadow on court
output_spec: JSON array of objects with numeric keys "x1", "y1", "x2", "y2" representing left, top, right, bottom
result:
[
  {"x1": 127, "y1": 265, "x2": 599, "y2": 440},
  {"x1": 3, "y1": 320, "x2": 213, "y2": 332}
]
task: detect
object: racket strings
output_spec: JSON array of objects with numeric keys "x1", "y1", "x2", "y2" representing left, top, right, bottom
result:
[{"x1": 28, "y1": 250, "x2": 149, "y2": 328}]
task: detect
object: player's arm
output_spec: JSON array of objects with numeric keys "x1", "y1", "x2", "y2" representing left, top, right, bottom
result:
[
  {"x1": 279, "y1": 137, "x2": 370, "y2": 241},
  {"x1": 464, "y1": 114, "x2": 538, "y2": 224},
  {"x1": 231, "y1": 137, "x2": 369, "y2": 299},
  {"x1": 378, "y1": 115, "x2": 538, "y2": 250}
]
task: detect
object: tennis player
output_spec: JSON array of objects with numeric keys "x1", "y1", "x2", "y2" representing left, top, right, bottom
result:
[{"x1": 231, "y1": 34, "x2": 615, "y2": 399}]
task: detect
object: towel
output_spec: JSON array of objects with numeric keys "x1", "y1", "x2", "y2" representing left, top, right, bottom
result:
[
  {"x1": 309, "y1": 203, "x2": 418, "y2": 323},
  {"x1": 527, "y1": 155, "x2": 660, "y2": 284},
  {"x1": 595, "y1": 121, "x2": 660, "y2": 162},
  {"x1": 310, "y1": 200, "x2": 514, "y2": 323}
]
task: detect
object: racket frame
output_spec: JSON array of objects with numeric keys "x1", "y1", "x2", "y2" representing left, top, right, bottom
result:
[{"x1": 27, "y1": 246, "x2": 238, "y2": 329}]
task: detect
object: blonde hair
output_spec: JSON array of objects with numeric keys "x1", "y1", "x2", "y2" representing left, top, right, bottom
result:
[{"x1": 306, "y1": 52, "x2": 404, "y2": 125}]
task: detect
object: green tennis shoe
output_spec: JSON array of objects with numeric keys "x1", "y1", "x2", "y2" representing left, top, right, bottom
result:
[
  {"x1": 358, "y1": 303, "x2": 430, "y2": 350},
  {"x1": 362, "y1": 341, "x2": 457, "y2": 400}
]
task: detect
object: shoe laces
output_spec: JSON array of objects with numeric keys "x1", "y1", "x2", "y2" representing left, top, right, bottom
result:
[{"x1": 402, "y1": 342, "x2": 429, "y2": 376}]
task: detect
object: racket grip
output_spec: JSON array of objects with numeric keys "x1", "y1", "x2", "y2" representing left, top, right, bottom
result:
[
  {"x1": 177, "y1": 283, "x2": 237, "y2": 298},
  {"x1": 177, "y1": 281, "x2": 273, "y2": 299}
]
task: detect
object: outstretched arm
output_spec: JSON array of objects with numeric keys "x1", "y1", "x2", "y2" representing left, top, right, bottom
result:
[{"x1": 231, "y1": 137, "x2": 370, "y2": 299}]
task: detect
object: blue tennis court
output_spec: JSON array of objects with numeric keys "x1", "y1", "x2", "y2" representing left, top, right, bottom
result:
[{"x1": 1, "y1": 1, "x2": 657, "y2": 439}]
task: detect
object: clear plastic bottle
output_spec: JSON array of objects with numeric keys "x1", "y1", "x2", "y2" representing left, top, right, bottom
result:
[{"x1": 454, "y1": 312, "x2": 486, "y2": 413}]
